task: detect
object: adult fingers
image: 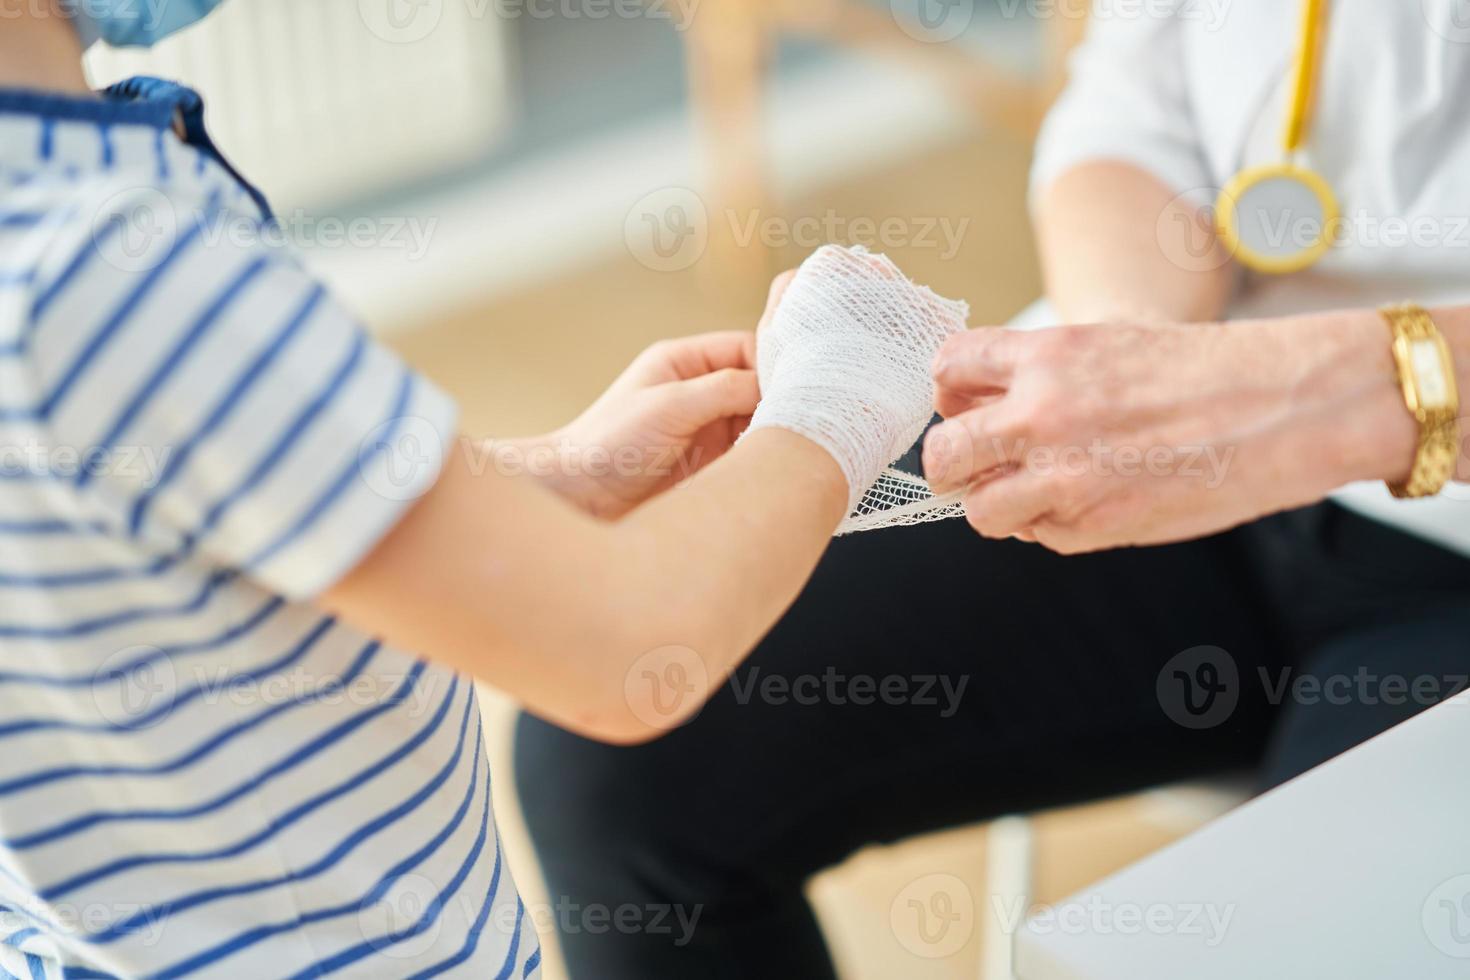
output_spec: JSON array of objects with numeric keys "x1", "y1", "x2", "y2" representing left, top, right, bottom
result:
[
  {"x1": 931, "y1": 327, "x2": 1029, "y2": 396},
  {"x1": 934, "y1": 387, "x2": 1002, "y2": 421},
  {"x1": 960, "y1": 472, "x2": 1054, "y2": 541},
  {"x1": 922, "y1": 406, "x2": 1024, "y2": 494}
]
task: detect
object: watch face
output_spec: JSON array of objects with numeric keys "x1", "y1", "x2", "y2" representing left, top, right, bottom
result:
[{"x1": 1409, "y1": 338, "x2": 1453, "y2": 410}]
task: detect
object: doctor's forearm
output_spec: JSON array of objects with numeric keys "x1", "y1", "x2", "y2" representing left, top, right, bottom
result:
[{"x1": 1036, "y1": 161, "x2": 1235, "y2": 325}]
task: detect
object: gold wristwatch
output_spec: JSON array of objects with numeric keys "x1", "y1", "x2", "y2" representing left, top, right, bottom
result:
[{"x1": 1380, "y1": 303, "x2": 1460, "y2": 498}]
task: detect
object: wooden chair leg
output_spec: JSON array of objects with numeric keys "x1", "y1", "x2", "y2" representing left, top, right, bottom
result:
[
  {"x1": 982, "y1": 815, "x2": 1033, "y2": 980},
  {"x1": 682, "y1": 0, "x2": 777, "y2": 306}
]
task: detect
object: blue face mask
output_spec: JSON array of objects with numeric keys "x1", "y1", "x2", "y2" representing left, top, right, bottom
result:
[{"x1": 63, "y1": 0, "x2": 229, "y2": 49}]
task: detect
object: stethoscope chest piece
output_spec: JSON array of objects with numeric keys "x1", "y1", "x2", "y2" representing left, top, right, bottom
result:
[
  {"x1": 1216, "y1": 161, "x2": 1339, "y2": 275},
  {"x1": 1216, "y1": 0, "x2": 1337, "y2": 275}
]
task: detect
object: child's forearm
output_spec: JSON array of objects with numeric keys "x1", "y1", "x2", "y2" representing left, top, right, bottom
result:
[
  {"x1": 322, "y1": 428, "x2": 847, "y2": 744},
  {"x1": 606, "y1": 428, "x2": 847, "y2": 728}
]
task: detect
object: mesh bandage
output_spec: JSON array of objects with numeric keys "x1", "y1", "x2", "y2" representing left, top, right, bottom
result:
[
  {"x1": 744, "y1": 245, "x2": 969, "y2": 535},
  {"x1": 842, "y1": 468, "x2": 965, "y2": 535}
]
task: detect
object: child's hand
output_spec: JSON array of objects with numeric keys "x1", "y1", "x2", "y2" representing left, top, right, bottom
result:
[
  {"x1": 499, "y1": 275, "x2": 792, "y2": 518},
  {"x1": 552, "y1": 331, "x2": 759, "y2": 517},
  {"x1": 559, "y1": 274, "x2": 801, "y2": 517}
]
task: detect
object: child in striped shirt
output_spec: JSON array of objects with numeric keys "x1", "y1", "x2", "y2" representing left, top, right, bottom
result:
[{"x1": 0, "y1": 3, "x2": 959, "y2": 977}]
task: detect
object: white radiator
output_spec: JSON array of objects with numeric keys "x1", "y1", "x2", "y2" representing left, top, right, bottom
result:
[{"x1": 84, "y1": 0, "x2": 513, "y2": 210}]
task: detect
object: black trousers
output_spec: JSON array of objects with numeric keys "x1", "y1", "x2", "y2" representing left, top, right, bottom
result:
[{"x1": 515, "y1": 502, "x2": 1470, "y2": 979}]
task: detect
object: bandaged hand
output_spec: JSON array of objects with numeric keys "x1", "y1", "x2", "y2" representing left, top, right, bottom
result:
[{"x1": 745, "y1": 245, "x2": 970, "y2": 516}]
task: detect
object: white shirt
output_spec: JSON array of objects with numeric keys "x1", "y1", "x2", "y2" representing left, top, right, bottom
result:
[
  {"x1": 1031, "y1": 0, "x2": 1470, "y2": 557},
  {"x1": 0, "y1": 81, "x2": 538, "y2": 979}
]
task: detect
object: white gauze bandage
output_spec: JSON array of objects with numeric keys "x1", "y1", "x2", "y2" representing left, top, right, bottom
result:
[{"x1": 745, "y1": 245, "x2": 970, "y2": 535}]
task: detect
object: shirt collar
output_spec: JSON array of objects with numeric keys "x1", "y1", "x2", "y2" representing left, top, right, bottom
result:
[
  {"x1": 0, "y1": 76, "x2": 273, "y2": 221},
  {"x1": 0, "y1": 82, "x2": 179, "y2": 130}
]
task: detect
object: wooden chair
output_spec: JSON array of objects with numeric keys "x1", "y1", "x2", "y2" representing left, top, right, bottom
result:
[{"x1": 679, "y1": 0, "x2": 1091, "y2": 299}]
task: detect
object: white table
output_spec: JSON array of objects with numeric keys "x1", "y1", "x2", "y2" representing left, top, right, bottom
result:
[{"x1": 1015, "y1": 690, "x2": 1470, "y2": 979}]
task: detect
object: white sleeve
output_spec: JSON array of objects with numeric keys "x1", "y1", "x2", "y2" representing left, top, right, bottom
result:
[
  {"x1": 1030, "y1": 2, "x2": 1212, "y2": 206},
  {"x1": 23, "y1": 181, "x2": 458, "y2": 601}
]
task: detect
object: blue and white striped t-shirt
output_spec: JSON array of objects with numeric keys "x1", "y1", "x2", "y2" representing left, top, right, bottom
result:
[{"x1": 0, "y1": 80, "x2": 539, "y2": 979}]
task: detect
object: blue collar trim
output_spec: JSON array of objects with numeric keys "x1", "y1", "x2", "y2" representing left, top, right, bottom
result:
[
  {"x1": 0, "y1": 78, "x2": 193, "y2": 129},
  {"x1": 0, "y1": 77, "x2": 274, "y2": 221}
]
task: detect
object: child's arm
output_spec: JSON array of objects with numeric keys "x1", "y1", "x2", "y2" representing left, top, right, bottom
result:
[
  {"x1": 322, "y1": 425, "x2": 845, "y2": 744},
  {"x1": 322, "y1": 272, "x2": 850, "y2": 744},
  {"x1": 323, "y1": 245, "x2": 965, "y2": 744},
  {"x1": 27, "y1": 183, "x2": 950, "y2": 746}
]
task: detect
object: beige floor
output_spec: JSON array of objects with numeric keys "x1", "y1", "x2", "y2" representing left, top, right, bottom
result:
[{"x1": 382, "y1": 133, "x2": 1219, "y2": 979}]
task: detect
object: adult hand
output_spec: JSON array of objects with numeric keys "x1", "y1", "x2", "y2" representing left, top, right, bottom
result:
[{"x1": 922, "y1": 312, "x2": 1421, "y2": 553}]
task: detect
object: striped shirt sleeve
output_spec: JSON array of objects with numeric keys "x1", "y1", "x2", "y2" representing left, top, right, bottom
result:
[{"x1": 20, "y1": 180, "x2": 458, "y2": 600}]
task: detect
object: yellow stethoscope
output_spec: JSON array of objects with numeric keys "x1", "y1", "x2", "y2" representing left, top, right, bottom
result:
[{"x1": 1215, "y1": 0, "x2": 1339, "y2": 274}]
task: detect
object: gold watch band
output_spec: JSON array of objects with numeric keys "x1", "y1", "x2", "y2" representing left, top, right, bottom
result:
[{"x1": 1380, "y1": 303, "x2": 1460, "y2": 499}]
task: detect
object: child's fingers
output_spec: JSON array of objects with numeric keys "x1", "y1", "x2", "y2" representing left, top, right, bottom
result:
[
  {"x1": 756, "y1": 270, "x2": 798, "y2": 334},
  {"x1": 664, "y1": 368, "x2": 760, "y2": 427},
  {"x1": 642, "y1": 331, "x2": 758, "y2": 381}
]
